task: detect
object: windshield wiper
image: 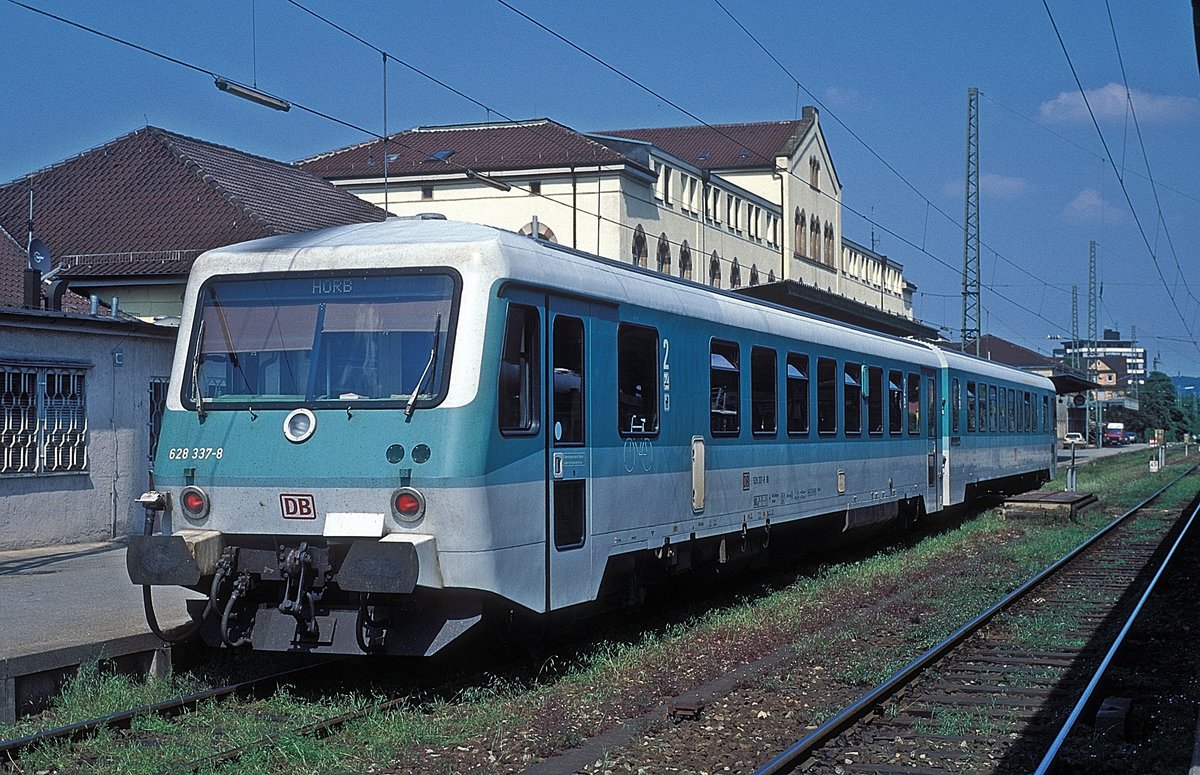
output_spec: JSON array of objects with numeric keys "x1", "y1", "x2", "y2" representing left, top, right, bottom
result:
[
  {"x1": 191, "y1": 319, "x2": 207, "y2": 419},
  {"x1": 405, "y1": 312, "x2": 442, "y2": 419}
]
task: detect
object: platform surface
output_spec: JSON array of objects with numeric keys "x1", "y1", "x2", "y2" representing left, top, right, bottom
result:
[{"x1": 0, "y1": 541, "x2": 201, "y2": 661}]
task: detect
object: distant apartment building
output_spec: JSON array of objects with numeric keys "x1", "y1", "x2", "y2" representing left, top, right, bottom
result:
[
  {"x1": 1053, "y1": 329, "x2": 1145, "y2": 408},
  {"x1": 300, "y1": 109, "x2": 917, "y2": 323}
]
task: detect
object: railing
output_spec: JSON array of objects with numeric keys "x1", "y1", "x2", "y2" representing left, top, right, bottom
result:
[{"x1": 62, "y1": 249, "x2": 205, "y2": 267}]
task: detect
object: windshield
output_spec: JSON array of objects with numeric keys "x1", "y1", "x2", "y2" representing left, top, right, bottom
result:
[{"x1": 184, "y1": 272, "x2": 457, "y2": 408}]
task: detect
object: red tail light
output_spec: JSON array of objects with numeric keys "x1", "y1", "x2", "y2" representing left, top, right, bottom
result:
[
  {"x1": 391, "y1": 487, "x2": 425, "y2": 522},
  {"x1": 180, "y1": 486, "x2": 210, "y2": 519}
]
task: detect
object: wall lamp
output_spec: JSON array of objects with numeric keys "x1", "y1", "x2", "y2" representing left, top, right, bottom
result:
[
  {"x1": 466, "y1": 169, "x2": 511, "y2": 192},
  {"x1": 214, "y1": 77, "x2": 291, "y2": 112}
]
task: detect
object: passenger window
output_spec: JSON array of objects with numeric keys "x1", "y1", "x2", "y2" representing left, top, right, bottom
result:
[
  {"x1": 999, "y1": 387, "x2": 1008, "y2": 432},
  {"x1": 952, "y1": 378, "x2": 960, "y2": 434},
  {"x1": 786, "y1": 353, "x2": 809, "y2": 436},
  {"x1": 617, "y1": 324, "x2": 659, "y2": 437},
  {"x1": 867, "y1": 366, "x2": 883, "y2": 436},
  {"x1": 888, "y1": 370, "x2": 903, "y2": 435},
  {"x1": 1042, "y1": 395, "x2": 1049, "y2": 432},
  {"x1": 907, "y1": 373, "x2": 921, "y2": 436},
  {"x1": 1008, "y1": 389, "x2": 1016, "y2": 432},
  {"x1": 817, "y1": 357, "x2": 837, "y2": 435},
  {"x1": 844, "y1": 363, "x2": 862, "y2": 436},
  {"x1": 988, "y1": 385, "x2": 998, "y2": 431},
  {"x1": 978, "y1": 382, "x2": 987, "y2": 433},
  {"x1": 751, "y1": 347, "x2": 777, "y2": 436},
  {"x1": 1024, "y1": 391, "x2": 1032, "y2": 432},
  {"x1": 552, "y1": 316, "x2": 584, "y2": 445},
  {"x1": 927, "y1": 378, "x2": 936, "y2": 437},
  {"x1": 966, "y1": 381, "x2": 977, "y2": 432},
  {"x1": 710, "y1": 340, "x2": 740, "y2": 436},
  {"x1": 498, "y1": 303, "x2": 539, "y2": 434}
]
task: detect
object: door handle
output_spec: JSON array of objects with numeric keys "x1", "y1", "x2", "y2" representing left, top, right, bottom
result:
[{"x1": 553, "y1": 452, "x2": 564, "y2": 478}]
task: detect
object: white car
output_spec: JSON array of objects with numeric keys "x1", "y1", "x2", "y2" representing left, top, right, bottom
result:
[{"x1": 1063, "y1": 432, "x2": 1085, "y2": 447}]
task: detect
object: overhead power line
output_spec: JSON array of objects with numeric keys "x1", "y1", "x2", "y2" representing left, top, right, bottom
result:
[{"x1": 1042, "y1": 0, "x2": 1199, "y2": 355}]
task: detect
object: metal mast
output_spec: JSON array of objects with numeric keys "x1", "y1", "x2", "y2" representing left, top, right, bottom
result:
[
  {"x1": 961, "y1": 87, "x2": 981, "y2": 355},
  {"x1": 1071, "y1": 284, "x2": 1079, "y2": 370},
  {"x1": 1088, "y1": 241, "x2": 1098, "y2": 440}
]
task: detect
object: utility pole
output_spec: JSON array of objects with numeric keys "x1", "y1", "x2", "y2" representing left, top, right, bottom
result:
[{"x1": 961, "y1": 87, "x2": 981, "y2": 356}]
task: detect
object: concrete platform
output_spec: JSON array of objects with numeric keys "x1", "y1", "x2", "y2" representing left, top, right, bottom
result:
[
  {"x1": 0, "y1": 540, "x2": 202, "y2": 724},
  {"x1": 1001, "y1": 490, "x2": 1099, "y2": 520}
]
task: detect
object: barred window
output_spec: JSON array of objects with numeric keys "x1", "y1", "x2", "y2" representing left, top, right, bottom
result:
[{"x1": 2, "y1": 364, "x2": 88, "y2": 475}]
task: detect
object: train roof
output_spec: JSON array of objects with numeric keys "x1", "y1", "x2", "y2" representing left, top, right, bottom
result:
[{"x1": 188, "y1": 219, "x2": 1050, "y2": 389}]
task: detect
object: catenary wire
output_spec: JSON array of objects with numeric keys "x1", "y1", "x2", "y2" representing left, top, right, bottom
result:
[{"x1": 1041, "y1": 0, "x2": 1199, "y2": 355}]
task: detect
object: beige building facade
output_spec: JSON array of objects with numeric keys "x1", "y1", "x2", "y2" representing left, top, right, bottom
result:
[{"x1": 302, "y1": 110, "x2": 915, "y2": 320}]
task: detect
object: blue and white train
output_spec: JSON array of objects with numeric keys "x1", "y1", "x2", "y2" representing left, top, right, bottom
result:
[{"x1": 128, "y1": 218, "x2": 1057, "y2": 655}]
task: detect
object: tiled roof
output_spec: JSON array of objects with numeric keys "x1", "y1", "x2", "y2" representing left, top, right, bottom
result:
[
  {"x1": 0, "y1": 127, "x2": 387, "y2": 281},
  {"x1": 598, "y1": 117, "x2": 813, "y2": 170},
  {"x1": 299, "y1": 119, "x2": 638, "y2": 180},
  {"x1": 0, "y1": 226, "x2": 26, "y2": 307},
  {"x1": 966, "y1": 334, "x2": 1060, "y2": 368}
]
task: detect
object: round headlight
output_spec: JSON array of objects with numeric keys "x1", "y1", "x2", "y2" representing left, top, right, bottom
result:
[
  {"x1": 391, "y1": 487, "x2": 426, "y2": 522},
  {"x1": 180, "y1": 486, "x2": 210, "y2": 520},
  {"x1": 284, "y1": 408, "x2": 317, "y2": 443}
]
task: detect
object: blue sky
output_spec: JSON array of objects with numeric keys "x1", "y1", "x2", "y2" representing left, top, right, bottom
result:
[{"x1": 3, "y1": 1, "x2": 1198, "y2": 375}]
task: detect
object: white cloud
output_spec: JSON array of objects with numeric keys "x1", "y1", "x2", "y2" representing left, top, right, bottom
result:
[
  {"x1": 940, "y1": 173, "x2": 1029, "y2": 200},
  {"x1": 1039, "y1": 83, "x2": 1200, "y2": 124},
  {"x1": 981, "y1": 173, "x2": 1030, "y2": 199},
  {"x1": 1060, "y1": 188, "x2": 1126, "y2": 225},
  {"x1": 823, "y1": 86, "x2": 874, "y2": 113}
]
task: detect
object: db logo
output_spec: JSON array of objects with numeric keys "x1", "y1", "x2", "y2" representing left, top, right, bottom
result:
[{"x1": 280, "y1": 493, "x2": 316, "y2": 519}]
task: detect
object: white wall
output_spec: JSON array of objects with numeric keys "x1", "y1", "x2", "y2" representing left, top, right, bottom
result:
[{"x1": 0, "y1": 314, "x2": 175, "y2": 549}]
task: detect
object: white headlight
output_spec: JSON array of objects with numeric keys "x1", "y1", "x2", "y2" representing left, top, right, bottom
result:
[{"x1": 284, "y1": 408, "x2": 317, "y2": 443}]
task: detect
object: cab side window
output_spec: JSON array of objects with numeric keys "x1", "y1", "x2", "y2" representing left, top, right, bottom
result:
[{"x1": 498, "y1": 303, "x2": 539, "y2": 434}]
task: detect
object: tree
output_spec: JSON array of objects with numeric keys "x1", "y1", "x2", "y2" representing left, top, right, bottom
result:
[{"x1": 1139, "y1": 371, "x2": 1188, "y2": 440}]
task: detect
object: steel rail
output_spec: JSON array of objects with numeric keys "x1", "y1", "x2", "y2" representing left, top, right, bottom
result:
[
  {"x1": 1033, "y1": 493, "x2": 1200, "y2": 773},
  {"x1": 754, "y1": 462, "x2": 1199, "y2": 775},
  {"x1": 0, "y1": 658, "x2": 343, "y2": 763}
]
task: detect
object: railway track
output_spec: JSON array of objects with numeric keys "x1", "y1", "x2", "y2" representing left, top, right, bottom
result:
[
  {"x1": 0, "y1": 657, "x2": 342, "y2": 768},
  {"x1": 756, "y1": 465, "x2": 1199, "y2": 774}
]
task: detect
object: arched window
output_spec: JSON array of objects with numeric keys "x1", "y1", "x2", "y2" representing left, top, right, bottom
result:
[
  {"x1": 768, "y1": 269, "x2": 776, "y2": 283},
  {"x1": 809, "y1": 157, "x2": 820, "y2": 189},
  {"x1": 730, "y1": 259, "x2": 742, "y2": 289},
  {"x1": 796, "y1": 209, "x2": 807, "y2": 257},
  {"x1": 656, "y1": 233, "x2": 671, "y2": 274},
  {"x1": 709, "y1": 252, "x2": 721, "y2": 288},
  {"x1": 518, "y1": 221, "x2": 557, "y2": 242},
  {"x1": 631, "y1": 224, "x2": 647, "y2": 268},
  {"x1": 749, "y1": 264, "x2": 760, "y2": 286},
  {"x1": 824, "y1": 225, "x2": 835, "y2": 267},
  {"x1": 810, "y1": 216, "x2": 821, "y2": 263},
  {"x1": 679, "y1": 240, "x2": 692, "y2": 280}
]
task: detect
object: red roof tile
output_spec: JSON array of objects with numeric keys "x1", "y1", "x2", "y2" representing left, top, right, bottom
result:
[
  {"x1": 0, "y1": 226, "x2": 28, "y2": 307},
  {"x1": 0, "y1": 127, "x2": 387, "y2": 283},
  {"x1": 598, "y1": 116, "x2": 813, "y2": 170},
  {"x1": 299, "y1": 119, "x2": 638, "y2": 180}
]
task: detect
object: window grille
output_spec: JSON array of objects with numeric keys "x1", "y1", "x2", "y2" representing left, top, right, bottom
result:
[{"x1": 1, "y1": 364, "x2": 88, "y2": 475}]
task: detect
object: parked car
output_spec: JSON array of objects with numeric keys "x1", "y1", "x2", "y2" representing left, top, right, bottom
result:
[
  {"x1": 1125, "y1": 431, "x2": 1138, "y2": 444},
  {"x1": 1063, "y1": 432, "x2": 1085, "y2": 447}
]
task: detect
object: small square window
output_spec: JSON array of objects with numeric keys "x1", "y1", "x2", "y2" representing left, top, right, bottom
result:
[{"x1": 421, "y1": 185, "x2": 434, "y2": 200}]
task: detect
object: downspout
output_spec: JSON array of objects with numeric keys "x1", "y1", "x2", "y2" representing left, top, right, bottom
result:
[
  {"x1": 778, "y1": 165, "x2": 787, "y2": 280},
  {"x1": 571, "y1": 166, "x2": 577, "y2": 250}
]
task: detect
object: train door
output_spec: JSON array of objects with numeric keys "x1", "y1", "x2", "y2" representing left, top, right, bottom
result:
[
  {"x1": 545, "y1": 296, "x2": 593, "y2": 610},
  {"x1": 923, "y1": 367, "x2": 941, "y2": 512}
]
